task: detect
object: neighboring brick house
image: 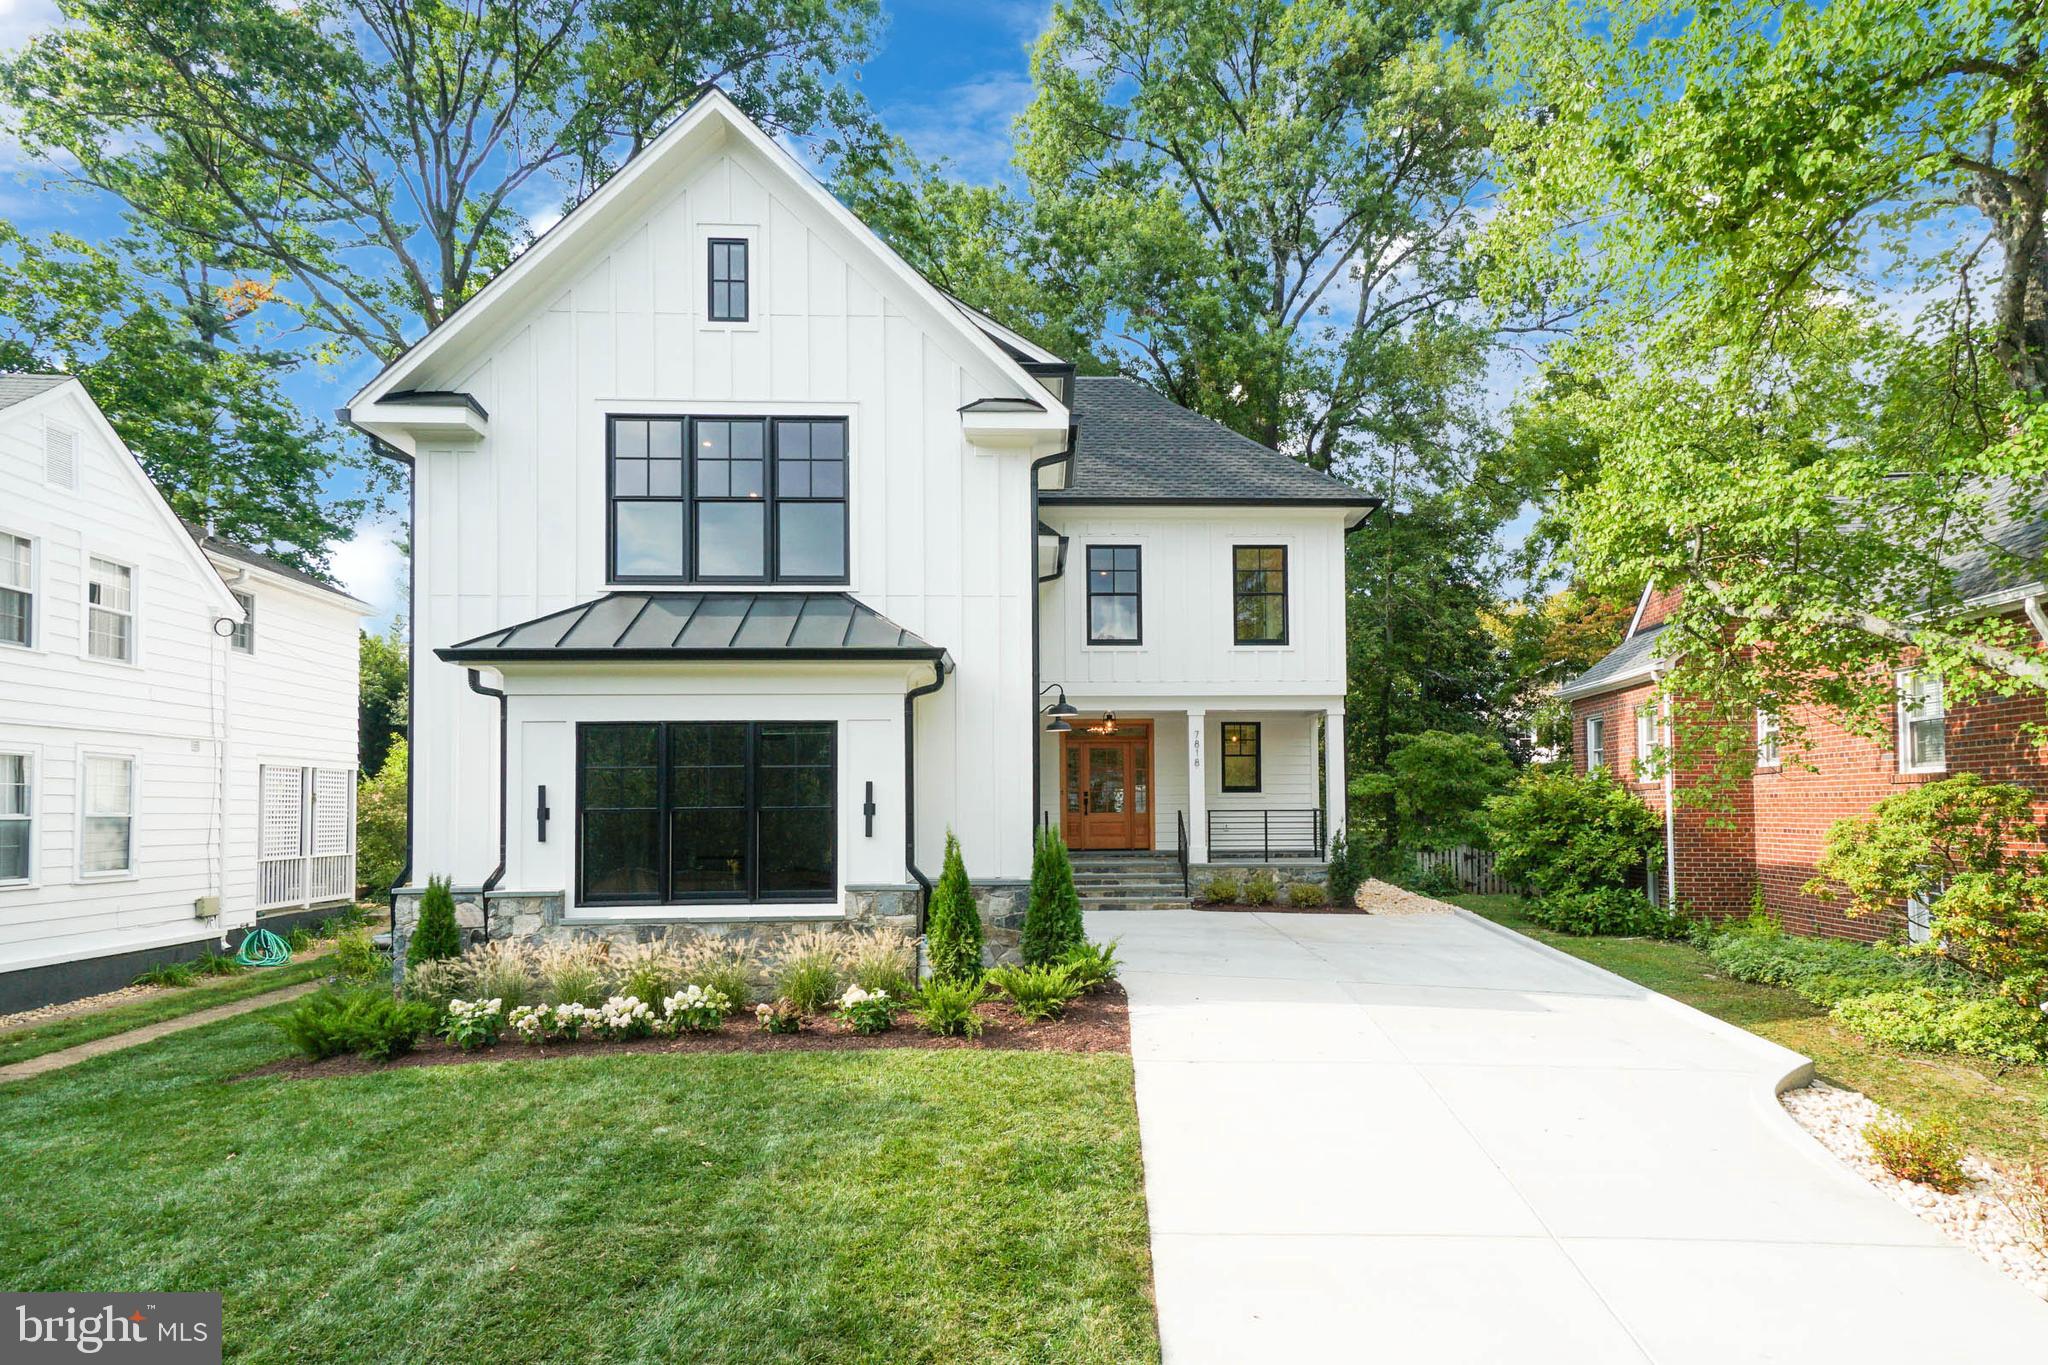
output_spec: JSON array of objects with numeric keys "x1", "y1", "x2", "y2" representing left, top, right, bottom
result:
[{"x1": 1559, "y1": 547, "x2": 2048, "y2": 942}]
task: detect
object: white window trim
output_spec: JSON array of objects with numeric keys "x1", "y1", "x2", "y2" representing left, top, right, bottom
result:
[
  {"x1": 0, "y1": 526, "x2": 36, "y2": 652},
  {"x1": 0, "y1": 745, "x2": 37, "y2": 889},
  {"x1": 1756, "y1": 709, "x2": 1781, "y2": 769},
  {"x1": 1634, "y1": 705, "x2": 1664, "y2": 782},
  {"x1": 76, "y1": 748, "x2": 140, "y2": 881},
  {"x1": 1585, "y1": 715, "x2": 1607, "y2": 772},
  {"x1": 81, "y1": 553, "x2": 141, "y2": 667},
  {"x1": 1896, "y1": 670, "x2": 1947, "y2": 774},
  {"x1": 230, "y1": 588, "x2": 256, "y2": 654},
  {"x1": 696, "y1": 222, "x2": 762, "y2": 332}
]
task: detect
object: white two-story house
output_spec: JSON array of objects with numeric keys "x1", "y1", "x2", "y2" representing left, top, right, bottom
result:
[
  {"x1": 0, "y1": 375, "x2": 367, "y2": 1008},
  {"x1": 344, "y1": 91, "x2": 1374, "y2": 957}
]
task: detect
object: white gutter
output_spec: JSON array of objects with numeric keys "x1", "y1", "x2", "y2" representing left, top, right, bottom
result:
[
  {"x1": 1650, "y1": 663, "x2": 1677, "y2": 908},
  {"x1": 2026, "y1": 593, "x2": 2048, "y2": 645}
]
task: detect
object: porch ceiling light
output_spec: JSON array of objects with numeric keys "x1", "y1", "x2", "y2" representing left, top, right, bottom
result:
[
  {"x1": 1045, "y1": 716, "x2": 1072, "y2": 733},
  {"x1": 1086, "y1": 713, "x2": 1118, "y2": 735},
  {"x1": 1039, "y1": 682, "x2": 1079, "y2": 717}
]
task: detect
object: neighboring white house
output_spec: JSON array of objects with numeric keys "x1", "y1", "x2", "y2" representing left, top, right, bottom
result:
[
  {"x1": 0, "y1": 374, "x2": 368, "y2": 1008},
  {"x1": 344, "y1": 90, "x2": 1374, "y2": 958}
]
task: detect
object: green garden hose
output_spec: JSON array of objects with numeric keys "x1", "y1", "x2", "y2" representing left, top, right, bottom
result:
[{"x1": 234, "y1": 927, "x2": 292, "y2": 968}]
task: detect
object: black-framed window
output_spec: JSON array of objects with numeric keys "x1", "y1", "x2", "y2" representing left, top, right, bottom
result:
[
  {"x1": 1233, "y1": 545, "x2": 1287, "y2": 644},
  {"x1": 708, "y1": 238, "x2": 749, "y2": 321},
  {"x1": 1087, "y1": 545, "x2": 1141, "y2": 644},
  {"x1": 579, "y1": 721, "x2": 835, "y2": 907},
  {"x1": 1221, "y1": 722, "x2": 1261, "y2": 792},
  {"x1": 608, "y1": 415, "x2": 847, "y2": 584}
]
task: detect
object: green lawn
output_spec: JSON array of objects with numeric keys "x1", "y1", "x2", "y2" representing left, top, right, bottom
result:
[
  {"x1": 1456, "y1": 894, "x2": 2048, "y2": 1164},
  {"x1": 0, "y1": 952, "x2": 338, "y2": 1068},
  {"x1": 0, "y1": 1000, "x2": 1160, "y2": 1363}
]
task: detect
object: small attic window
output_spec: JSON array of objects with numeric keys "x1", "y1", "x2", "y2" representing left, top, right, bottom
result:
[
  {"x1": 708, "y1": 238, "x2": 749, "y2": 321},
  {"x1": 45, "y1": 425, "x2": 77, "y2": 489}
]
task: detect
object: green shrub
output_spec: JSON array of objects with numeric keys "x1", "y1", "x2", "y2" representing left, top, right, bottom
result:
[
  {"x1": 1529, "y1": 886, "x2": 1684, "y2": 938},
  {"x1": 924, "y1": 831, "x2": 983, "y2": 983},
  {"x1": 1199, "y1": 874, "x2": 1242, "y2": 904},
  {"x1": 1325, "y1": 829, "x2": 1363, "y2": 909},
  {"x1": 1831, "y1": 989, "x2": 2048, "y2": 1066},
  {"x1": 1022, "y1": 827, "x2": 1086, "y2": 966},
  {"x1": 1485, "y1": 769, "x2": 1662, "y2": 897},
  {"x1": 912, "y1": 979, "x2": 987, "y2": 1038},
  {"x1": 987, "y1": 963, "x2": 1084, "y2": 1022},
  {"x1": 754, "y1": 998, "x2": 804, "y2": 1034},
  {"x1": 331, "y1": 929, "x2": 387, "y2": 984},
  {"x1": 660, "y1": 984, "x2": 733, "y2": 1034},
  {"x1": 1243, "y1": 871, "x2": 1279, "y2": 906},
  {"x1": 467, "y1": 942, "x2": 537, "y2": 1009},
  {"x1": 356, "y1": 739, "x2": 407, "y2": 900},
  {"x1": 285, "y1": 925, "x2": 316, "y2": 953},
  {"x1": 192, "y1": 950, "x2": 245, "y2": 977},
  {"x1": 1285, "y1": 880, "x2": 1328, "y2": 908},
  {"x1": 1400, "y1": 858, "x2": 1459, "y2": 899},
  {"x1": 834, "y1": 985, "x2": 896, "y2": 1035},
  {"x1": 279, "y1": 988, "x2": 436, "y2": 1062},
  {"x1": 845, "y1": 931, "x2": 914, "y2": 1001},
  {"x1": 133, "y1": 962, "x2": 198, "y2": 989},
  {"x1": 675, "y1": 937, "x2": 758, "y2": 1009},
  {"x1": 1061, "y1": 940, "x2": 1120, "y2": 992},
  {"x1": 401, "y1": 958, "x2": 466, "y2": 1012},
  {"x1": 1862, "y1": 1115, "x2": 1969, "y2": 1192},
  {"x1": 439, "y1": 998, "x2": 504, "y2": 1051},
  {"x1": 1706, "y1": 927, "x2": 1959, "y2": 1005},
  {"x1": 1810, "y1": 773, "x2": 2048, "y2": 1008},
  {"x1": 538, "y1": 944, "x2": 609, "y2": 1007},
  {"x1": 406, "y1": 876, "x2": 462, "y2": 967},
  {"x1": 778, "y1": 956, "x2": 839, "y2": 1014}
]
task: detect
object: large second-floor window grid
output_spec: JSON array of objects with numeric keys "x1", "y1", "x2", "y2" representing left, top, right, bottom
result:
[
  {"x1": 87, "y1": 558, "x2": 134, "y2": 661},
  {"x1": 1087, "y1": 545, "x2": 1142, "y2": 644},
  {"x1": 580, "y1": 721, "x2": 835, "y2": 907},
  {"x1": 708, "y1": 238, "x2": 749, "y2": 321},
  {"x1": 1233, "y1": 546, "x2": 1288, "y2": 644},
  {"x1": 0, "y1": 753, "x2": 29, "y2": 882},
  {"x1": 773, "y1": 420, "x2": 848, "y2": 580},
  {"x1": 610, "y1": 416, "x2": 848, "y2": 584},
  {"x1": 0, "y1": 533, "x2": 30, "y2": 647}
]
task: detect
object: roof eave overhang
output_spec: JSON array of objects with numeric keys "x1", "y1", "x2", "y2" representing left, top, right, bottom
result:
[
  {"x1": 343, "y1": 400, "x2": 488, "y2": 458},
  {"x1": 962, "y1": 406, "x2": 1070, "y2": 454},
  {"x1": 1556, "y1": 662, "x2": 1660, "y2": 701},
  {"x1": 435, "y1": 646, "x2": 947, "y2": 665},
  {"x1": 1041, "y1": 494, "x2": 1381, "y2": 510}
]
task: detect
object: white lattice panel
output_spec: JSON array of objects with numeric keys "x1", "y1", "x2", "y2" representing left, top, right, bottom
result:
[{"x1": 260, "y1": 765, "x2": 305, "y2": 858}]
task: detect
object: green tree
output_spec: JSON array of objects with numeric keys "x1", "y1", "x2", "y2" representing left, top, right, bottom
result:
[
  {"x1": 406, "y1": 875, "x2": 461, "y2": 966},
  {"x1": 1022, "y1": 827, "x2": 1085, "y2": 966},
  {"x1": 1355, "y1": 730, "x2": 1515, "y2": 851},
  {"x1": 1482, "y1": 0, "x2": 2048, "y2": 771},
  {"x1": 356, "y1": 738, "x2": 408, "y2": 900},
  {"x1": 359, "y1": 625, "x2": 409, "y2": 779},
  {"x1": 0, "y1": 225, "x2": 366, "y2": 569},
  {"x1": 923, "y1": 831, "x2": 983, "y2": 984},
  {"x1": 1485, "y1": 769, "x2": 1663, "y2": 898},
  {"x1": 3, "y1": 0, "x2": 881, "y2": 359}
]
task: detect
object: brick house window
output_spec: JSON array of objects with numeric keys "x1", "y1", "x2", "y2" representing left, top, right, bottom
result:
[
  {"x1": 1755, "y1": 710, "x2": 1780, "y2": 768},
  {"x1": 1585, "y1": 715, "x2": 1606, "y2": 772},
  {"x1": 1633, "y1": 705, "x2": 1662, "y2": 781},
  {"x1": 1896, "y1": 672, "x2": 1945, "y2": 773}
]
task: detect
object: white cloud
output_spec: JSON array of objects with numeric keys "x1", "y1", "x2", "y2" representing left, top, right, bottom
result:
[
  {"x1": 331, "y1": 517, "x2": 409, "y2": 635},
  {"x1": 0, "y1": 0, "x2": 60, "y2": 54},
  {"x1": 883, "y1": 73, "x2": 1036, "y2": 185}
]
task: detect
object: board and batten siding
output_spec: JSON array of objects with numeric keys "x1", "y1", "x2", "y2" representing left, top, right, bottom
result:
[
  {"x1": 403, "y1": 138, "x2": 1040, "y2": 889},
  {"x1": 0, "y1": 387, "x2": 234, "y2": 971},
  {"x1": 1037, "y1": 506, "x2": 1351, "y2": 698}
]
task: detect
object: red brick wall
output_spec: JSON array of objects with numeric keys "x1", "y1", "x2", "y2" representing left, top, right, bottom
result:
[{"x1": 1569, "y1": 670, "x2": 2048, "y2": 942}]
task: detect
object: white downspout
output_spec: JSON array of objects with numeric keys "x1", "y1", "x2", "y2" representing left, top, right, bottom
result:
[
  {"x1": 1651, "y1": 665, "x2": 1676, "y2": 907},
  {"x1": 2025, "y1": 593, "x2": 2048, "y2": 646}
]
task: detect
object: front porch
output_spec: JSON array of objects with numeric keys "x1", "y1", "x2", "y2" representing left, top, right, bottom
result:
[{"x1": 1036, "y1": 702, "x2": 1343, "y2": 864}]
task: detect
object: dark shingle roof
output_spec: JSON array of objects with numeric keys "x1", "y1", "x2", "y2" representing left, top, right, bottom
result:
[
  {"x1": 182, "y1": 521, "x2": 359, "y2": 602},
  {"x1": 437, "y1": 592, "x2": 944, "y2": 663},
  {"x1": 1558, "y1": 624, "x2": 1665, "y2": 700},
  {"x1": 1044, "y1": 376, "x2": 1377, "y2": 506},
  {"x1": 1945, "y1": 477, "x2": 2046, "y2": 604},
  {"x1": 0, "y1": 373, "x2": 73, "y2": 410}
]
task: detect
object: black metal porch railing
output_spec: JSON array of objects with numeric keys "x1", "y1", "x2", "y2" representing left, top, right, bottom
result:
[
  {"x1": 1176, "y1": 811, "x2": 1190, "y2": 896},
  {"x1": 1206, "y1": 809, "x2": 1326, "y2": 861}
]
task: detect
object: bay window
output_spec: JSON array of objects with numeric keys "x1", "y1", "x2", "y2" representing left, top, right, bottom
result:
[
  {"x1": 579, "y1": 721, "x2": 835, "y2": 907},
  {"x1": 609, "y1": 416, "x2": 847, "y2": 584}
]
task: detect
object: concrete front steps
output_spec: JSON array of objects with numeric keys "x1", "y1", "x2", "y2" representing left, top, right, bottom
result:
[{"x1": 1070, "y1": 851, "x2": 1192, "y2": 912}]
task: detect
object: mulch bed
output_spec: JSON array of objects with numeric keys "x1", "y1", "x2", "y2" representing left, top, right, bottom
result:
[{"x1": 240, "y1": 982, "x2": 1129, "y2": 1080}]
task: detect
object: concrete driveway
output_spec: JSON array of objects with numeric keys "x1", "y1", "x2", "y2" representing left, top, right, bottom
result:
[{"x1": 1096, "y1": 907, "x2": 2048, "y2": 1364}]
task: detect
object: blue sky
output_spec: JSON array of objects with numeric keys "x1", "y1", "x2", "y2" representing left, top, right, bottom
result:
[{"x1": 0, "y1": 0, "x2": 1058, "y2": 627}]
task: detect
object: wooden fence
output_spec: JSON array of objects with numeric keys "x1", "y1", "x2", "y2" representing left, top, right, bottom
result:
[{"x1": 1410, "y1": 846, "x2": 1521, "y2": 896}]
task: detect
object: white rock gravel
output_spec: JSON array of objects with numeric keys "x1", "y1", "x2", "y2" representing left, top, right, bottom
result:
[
  {"x1": 1781, "y1": 1080, "x2": 2048, "y2": 1302},
  {"x1": 1351, "y1": 879, "x2": 1457, "y2": 916},
  {"x1": 0, "y1": 981, "x2": 164, "y2": 1033}
]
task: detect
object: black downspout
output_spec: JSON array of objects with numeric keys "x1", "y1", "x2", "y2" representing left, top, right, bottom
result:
[
  {"x1": 905, "y1": 656, "x2": 951, "y2": 975},
  {"x1": 1028, "y1": 431, "x2": 1077, "y2": 843},
  {"x1": 338, "y1": 408, "x2": 416, "y2": 949},
  {"x1": 465, "y1": 667, "x2": 507, "y2": 942}
]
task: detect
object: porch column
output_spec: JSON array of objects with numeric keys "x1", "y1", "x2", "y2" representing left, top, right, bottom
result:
[
  {"x1": 1186, "y1": 708, "x2": 1208, "y2": 863},
  {"x1": 1323, "y1": 705, "x2": 1345, "y2": 858}
]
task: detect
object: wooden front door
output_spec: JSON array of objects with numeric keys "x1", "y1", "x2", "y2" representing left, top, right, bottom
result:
[{"x1": 1060, "y1": 723, "x2": 1153, "y2": 851}]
